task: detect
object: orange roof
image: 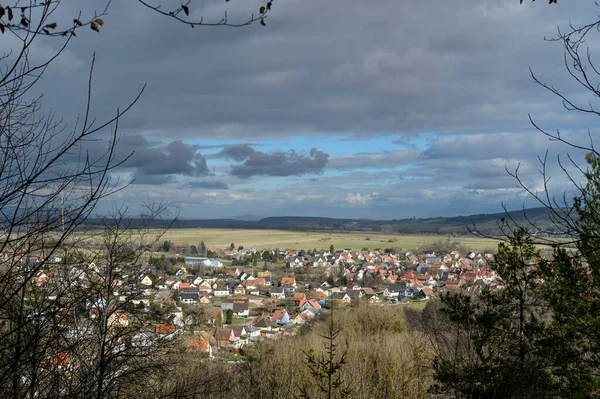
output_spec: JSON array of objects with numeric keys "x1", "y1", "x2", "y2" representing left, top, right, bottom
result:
[
  {"x1": 293, "y1": 292, "x2": 306, "y2": 301},
  {"x1": 281, "y1": 277, "x2": 296, "y2": 286},
  {"x1": 299, "y1": 299, "x2": 321, "y2": 309},
  {"x1": 272, "y1": 308, "x2": 287, "y2": 321},
  {"x1": 179, "y1": 282, "x2": 191, "y2": 289},
  {"x1": 187, "y1": 338, "x2": 210, "y2": 352},
  {"x1": 363, "y1": 287, "x2": 375, "y2": 295},
  {"x1": 51, "y1": 352, "x2": 70, "y2": 367},
  {"x1": 155, "y1": 323, "x2": 176, "y2": 334},
  {"x1": 403, "y1": 271, "x2": 415, "y2": 279},
  {"x1": 161, "y1": 297, "x2": 176, "y2": 305}
]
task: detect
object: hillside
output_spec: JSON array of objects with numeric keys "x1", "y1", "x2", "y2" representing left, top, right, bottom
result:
[{"x1": 87, "y1": 207, "x2": 562, "y2": 236}]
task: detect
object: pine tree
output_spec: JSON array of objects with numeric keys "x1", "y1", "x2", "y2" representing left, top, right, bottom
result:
[
  {"x1": 300, "y1": 304, "x2": 350, "y2": 399},
  {"x1": 426, "y1": 228, "x2": 555, "y2": 398}
]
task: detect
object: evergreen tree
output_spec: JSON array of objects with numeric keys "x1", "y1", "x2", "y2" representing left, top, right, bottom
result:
[
  {"x1": 534, "y1": 152, "x2": 600, "y2": 397},
  {"x1": 199, "y1": 241, "x2": 206, "y2": 257},
  {"x1": 426, "y1": 228, "x2": 554, "y2": 398}
]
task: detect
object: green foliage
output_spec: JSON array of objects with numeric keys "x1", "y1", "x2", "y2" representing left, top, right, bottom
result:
[
  {"x1": 532, "y1": 152, "x2": 600, "y2": 397},
  {"x1": 225, "y1": 309, "x2": 233, "y2": 325},
  {"x1": 429, "y1": 155, "x2": 600, "y2": 398},
  {"x1": 429, "y1": 228, "x2": 555, "y2": 398},
  {"x1": 172, "y1": 290, "x2": 180, "y2": 305}
]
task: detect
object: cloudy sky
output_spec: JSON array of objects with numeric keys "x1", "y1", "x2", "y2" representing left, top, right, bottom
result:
[{"x1": 23, "y1": 0, "x2": 600, "y2": 219}]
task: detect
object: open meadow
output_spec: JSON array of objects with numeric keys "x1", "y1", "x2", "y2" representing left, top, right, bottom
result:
[{"x1": 157, "y1": 228, "x2": 501, "y2": 252}]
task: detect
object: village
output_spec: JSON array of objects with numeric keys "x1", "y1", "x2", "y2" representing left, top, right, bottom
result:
[{"x1": 28, "y1": 244, "x2": 498, "y2": 361}]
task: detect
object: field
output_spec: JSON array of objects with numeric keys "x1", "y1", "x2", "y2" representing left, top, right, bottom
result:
[{"x1": 157, "y1": 228, "x2": 501, "y2": 252}]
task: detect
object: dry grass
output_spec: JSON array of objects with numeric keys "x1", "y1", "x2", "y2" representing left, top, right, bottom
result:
[{"x1": 154, "y1": 228, "x2": 500, "y2": 252}]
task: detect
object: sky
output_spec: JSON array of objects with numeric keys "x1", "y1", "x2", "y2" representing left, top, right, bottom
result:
[{"x1": 19, "y1": 0, "x2": 600, "y2": 219}]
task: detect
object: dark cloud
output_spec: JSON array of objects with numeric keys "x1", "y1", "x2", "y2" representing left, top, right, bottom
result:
[
  {"x1": 19, "y1": 0, "x2": 600, "y2": 218},
  {"x1": 220, "y1": 146, "x2": 329, "y2": 178},
  {"x1": 189, "y1": 180, "x2": 229, "y2": 190},
  {"x1": 219, "y1": 145, "x2": 256, "y2": 162},
  {"x1": 131, "y1": 173, "x2": 172, "y2": 185},
  {"x1": 128, "y1": 140, "x2": 208, "y2": 177},
  {"x1": 37, "y1": 0, "x2": 600, "y2": 141},
  {"x1": 198, "y1": 142, "x2": 257, "y2": 151}
]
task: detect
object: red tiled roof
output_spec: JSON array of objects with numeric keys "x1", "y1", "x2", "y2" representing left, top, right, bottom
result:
[{"x1": 155, "y1": 323, "x2": 176, "y2": 334}]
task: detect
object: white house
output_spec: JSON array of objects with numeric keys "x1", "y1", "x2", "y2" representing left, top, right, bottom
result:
[{"x1": 140, "y1": 275, "x2": 153, "y2": 286}]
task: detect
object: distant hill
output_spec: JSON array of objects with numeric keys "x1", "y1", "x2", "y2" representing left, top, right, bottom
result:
[{"x1": 86, "y1": 207, "x2": 564, "y2": 236}]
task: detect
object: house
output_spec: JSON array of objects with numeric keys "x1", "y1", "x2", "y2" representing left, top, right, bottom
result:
[
  {"x1": 245, "y1": 326, "x2": 261, "y2": 339},
  {"x1": 49, "y1": 352, "x2": 72, "y2": 371},
  {"x1": 167, "y1": 312, "x2": 185, "y2": 328},
  {"x1": 180, "y1": 288, "x2": 200, "y2": 304},
  {"x1": 186, "y1": 337, "x2": 214, "y2": 357},
  {"x1": 215, "y1": 328, "x2": 234, "y2": 348},
  {"x1": 215, "y1": 326, "x2": 248, "y2": 348},
  {"x1": 233, "y1": 285, "x2": 246, "y2": 296},
  {"x1": 197, "y1": 280, "x2": 213, "y2": 294},
  {"x1": 185, "y1": 314, "x2": 197, "y2": 326},
  {"x1": 419, "y1": 286, "x2": 435, "y2": 298},
  {"x1": 282, "y1": 285, "x2": 296, "y2": 294},
  {"x1": 140, "y1": 275, "x2": 153, "y2": 286},
  {"x1": 221, "y1": 299, "x2": 250, "y2": 317},
  {"x1": 293, "y1": 292, "x2": 307, "y2": 303},
  {"x1": 270, "y1": 287, "x2": 285, "y2": 299},
  {"x1": 253, "y1": 317, "x2": 279, "y2": 331},
  {"x1": 293, "y1": 313, "x2": 308, "y2": 325},
  {"x1": 288, "y1": 256, "x2": 304, "y2": 267},
  {"x1": 383, "y1": 285, "x2": 404, "y2": 298},
  {"x1": 299, "y1": 299, "x2": 321, "y2": 311},
  {"x1": 312, "y1": 256, "x2": 328, "y2": 267},
  {"x1": 213, "y1": 287, "x2": 230, "y2": 297},
  {"x1": 155, "y1": 323, "x2": 176, "y2": 335},
  {"x1": 271, "y1": 308, "x2": 290, "y2": 325},
  {"x1": 107, "y1": 312, "x2": 129, "y2": 329},
  {"x1": 342, "y1": 290, "x2": 362, "y2": 305},
  {"x1": 238, "y1": 272, "x2": 250, "y2": 281},
  {"x1": 281, "y1": 277, "x2": 297, "y2": 288},
  {"x1": 425, "y1": 254, "x2": 442, "y2": 264}
]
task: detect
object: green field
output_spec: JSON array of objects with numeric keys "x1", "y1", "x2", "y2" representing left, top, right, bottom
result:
[{"x1": 158, "y1": 228, "x2": 501, "y2": 252}]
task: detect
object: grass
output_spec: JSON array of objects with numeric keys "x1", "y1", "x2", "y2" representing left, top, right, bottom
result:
[{"x1": 156, "y1": 228, "x2": 501, "y2": 252}]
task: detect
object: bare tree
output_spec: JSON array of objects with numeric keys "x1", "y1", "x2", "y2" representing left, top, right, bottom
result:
[{"x1": 0, "y1": 0, "x2": 276, "y2": 397}]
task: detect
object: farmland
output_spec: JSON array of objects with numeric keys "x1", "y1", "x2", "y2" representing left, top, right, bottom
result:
[{"x1": 156, "y1": 228, "x2": 501, "y2": 252}]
